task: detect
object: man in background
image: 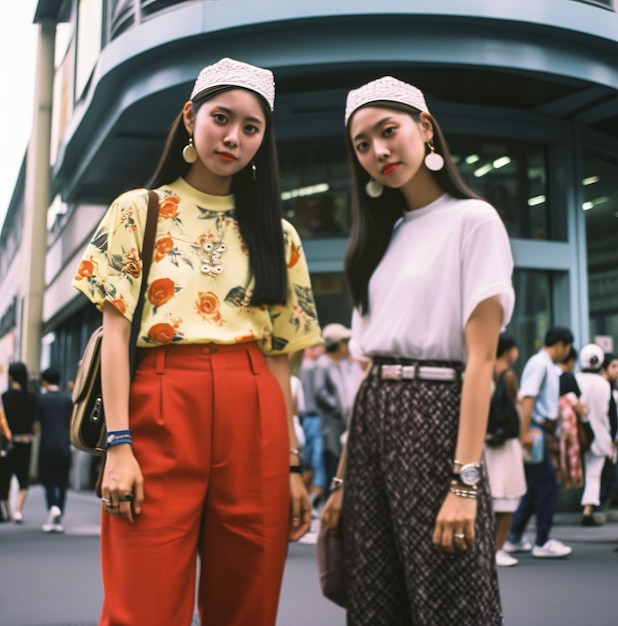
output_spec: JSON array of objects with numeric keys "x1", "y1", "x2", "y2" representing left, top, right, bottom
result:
[{"x1": 35, "y1": 367, "x2": 73, "y2": 533}]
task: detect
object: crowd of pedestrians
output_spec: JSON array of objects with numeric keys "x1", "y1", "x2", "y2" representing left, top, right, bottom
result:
[
  {"x1": 0, "y1": 363, "x2": 73, "y2": 531},
  {"x1": 482, "y1": 328, "x2": 618, "y2": 567}
]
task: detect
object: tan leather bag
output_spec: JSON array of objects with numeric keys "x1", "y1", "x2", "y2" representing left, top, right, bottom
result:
[{"x1": 69, "y1": 190, "x2": 159, "y2": 457}]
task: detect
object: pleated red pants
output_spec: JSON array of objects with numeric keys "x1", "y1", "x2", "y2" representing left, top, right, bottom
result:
[{"x1": 99, "y1": 342, "x2": 290, "y2": 626}]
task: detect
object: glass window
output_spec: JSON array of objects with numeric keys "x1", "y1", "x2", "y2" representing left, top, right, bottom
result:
[
  {"x1": 277, "y1": 136, "x2": 551, "y2": 241},
  {"x1": 311, "y1": 272, "x2": 354, "y2": 328},
  {"x1": 449, "y1": 139, "x2": 550, "y2": 240},
  {"x1": 584, "y1": 152, "x2": 618, "y2": 346},
  {"x1": 278, "y1": 139, "x2": 351, "y2": 239},
  {"x1": 506, "y1": 269, "x2": 553, "y2": 376}
]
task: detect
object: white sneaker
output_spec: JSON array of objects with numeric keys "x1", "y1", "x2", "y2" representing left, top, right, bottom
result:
[
  {"x1": 532, "y1": 539, "x2": 572, "y2": 558},
  {"x1": 13, "y1": 511, "x2": 23, "y2": 524},
  {"x1": 42, "y1": 506, "x2": 63, "y2": 533},
  {"x1": 496, "y1": 550, "x2": 518, "y2": 567},
  {"x1": 502, "y1": 537, "x2": 532, "y2": 553},
  {"x1": 50, "y1": 505, "x2": 62, "y2": 525}
]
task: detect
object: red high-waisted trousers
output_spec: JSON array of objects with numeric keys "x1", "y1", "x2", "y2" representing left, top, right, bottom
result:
[{"x1": 99, "y1": 342, "x2": 290, "y2": 626}]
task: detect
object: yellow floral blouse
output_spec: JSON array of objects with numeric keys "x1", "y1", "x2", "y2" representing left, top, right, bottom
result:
[{"x1": 72, "y1": 177, "x2": 322, "y2": 355}]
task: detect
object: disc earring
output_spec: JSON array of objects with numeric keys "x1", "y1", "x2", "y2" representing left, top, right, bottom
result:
[
  {"x1": 182, "y1": 137, "x2": 197, "y2": 164},
  {"x1": 365, "y1": 179, "x2": 384, "y2": 198},
  {"x1": 424, "y1": 141, "x2": 444, "y2": 171}
]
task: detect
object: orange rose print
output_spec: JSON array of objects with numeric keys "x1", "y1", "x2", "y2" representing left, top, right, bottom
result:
[
  {"x1": 147, "y1": 323, "x2": 176, "y2": 344},
  {"x1": 148, "y1": 278, "x2": 176, "y2": 308},
  {"x1": 159, "y1": 195, "x2": 180, "y2": 220},
  {"x1": 110, "y1": 296, "x2": 127, "y2": 315},
  {"x1": 195, "y1": 291, "x2": 223, "y2": 325},
  {"x1": 75, "y1": 257, "x2": 94, "y2": 280},
  {"x1": 155, "y1": 235, "x2": 174, "y2": 261},
  {"x1": 287, "y1": 241, "x2": 300, "y2": 268}
]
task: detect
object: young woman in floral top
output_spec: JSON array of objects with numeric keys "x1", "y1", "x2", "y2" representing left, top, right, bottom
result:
[{"x1": 72, "y1": 58, "x2": 322, "y2": 626}]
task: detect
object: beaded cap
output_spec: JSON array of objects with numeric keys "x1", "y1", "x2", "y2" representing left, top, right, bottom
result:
[
  {"x1": 345, "y1": 76, "x2": 428, "y2": 125},
  {"x1": 190, "y1": 57, "x2": 275, "y2": 110}
]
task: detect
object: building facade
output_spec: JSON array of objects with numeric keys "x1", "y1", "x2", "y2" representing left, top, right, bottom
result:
[{"x1": 0, "y1": 0, "x2": 617, "y2": 386}]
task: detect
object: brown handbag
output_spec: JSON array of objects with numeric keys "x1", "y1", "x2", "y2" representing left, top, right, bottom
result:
[
  {"x1": 316, "y1": 515, "x2": 347, "y2": 607},
  {"x1": 70, "y1": 190, "x2": 159, "y2": 457}
]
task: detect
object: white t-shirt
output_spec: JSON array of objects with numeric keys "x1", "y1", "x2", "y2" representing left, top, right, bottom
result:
[{"x1": 350, "y1": 194, "x2": 514, "y2": 362}]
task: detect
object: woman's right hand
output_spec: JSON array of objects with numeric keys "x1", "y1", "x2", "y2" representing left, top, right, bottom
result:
[
  {"x1": 321, "y1": 488, "x2": 343, "y2": 534},
  {"x1": 101, "y1": 444, "x2": 144, "y2": 523}
]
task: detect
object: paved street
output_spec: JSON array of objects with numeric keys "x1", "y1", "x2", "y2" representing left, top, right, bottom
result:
[{"x1": 1, "y1": 485, "x2": 617, "y2": 626}]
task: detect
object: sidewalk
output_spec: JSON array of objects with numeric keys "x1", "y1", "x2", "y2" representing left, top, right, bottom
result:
[
  {"x1": 5, "y1": 483, "x2": 618, "y2": 542},
  {"x1": 2, "y1": 483, "x2": 101, "y2": 535}
]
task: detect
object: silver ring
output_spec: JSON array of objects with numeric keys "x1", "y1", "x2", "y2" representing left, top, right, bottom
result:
[
  {"x1": 101, "y1": 497, "x2": 111, "y2": 505},
  {"x1": 453, "y1": 533, "x2": 466, "y2": 539}
]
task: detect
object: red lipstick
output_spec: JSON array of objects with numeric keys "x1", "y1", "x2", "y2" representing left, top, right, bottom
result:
[
  {"x1": 381, "y1": 163, "x2": 399, "y2": 175},
  {"x1": 217, "y1": 151, "x2": 237, "y2": 162}
]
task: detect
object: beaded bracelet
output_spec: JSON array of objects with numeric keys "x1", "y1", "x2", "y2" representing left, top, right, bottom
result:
[{"x1": 449, "y1": 482, "x2": 478, "y2": 500}]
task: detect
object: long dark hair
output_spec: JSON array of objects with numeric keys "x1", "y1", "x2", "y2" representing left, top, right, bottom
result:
[
  {"x1": 147, "y1": 86, "x2": 287, "y2": 305},
  {"x1": 344, "y1": 101, "x2": 481, "y2": 314},
  {"x1": 8, "y1": 362, "x2": 29, "y2": 392}
]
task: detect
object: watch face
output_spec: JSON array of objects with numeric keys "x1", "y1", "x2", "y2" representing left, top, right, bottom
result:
[{"x1": 459, "y1": 464, "x2": 481, "y2": 486}]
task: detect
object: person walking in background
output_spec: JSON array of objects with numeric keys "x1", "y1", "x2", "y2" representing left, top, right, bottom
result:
[
  {"x1": 575, "y1": 344, "x2": 614, "y2": 526},
  {"x1": 298, "y1": 342, "x2": 327, "y2": 512},
  {"x1": 504, "y1": 327, "x2": 574, "y2": 558},
  {"x1": 0, "y1": 397, "x2": 13, "y2": 522},
  {"x1": 0, "y1": 362, "x2": 37, "y2": 524},
  {"x1": 600, "y1": 353, "x2": 618, "y2": 510},
  {"x1": 34, "y1": 367, "x2": 73, "y2": 533},
  {"x1": 315, "y1": 323, "x2": 354, "y2": 493},
  {"x1": 322, "y1": 76, "x2": 514, "y2": 624},
  {"x1": 558, "y1": 347, "x2": 591, "y2": 489},
  {"x1": 484, "y1": 332, "x2": 526, "y2": 567},
  {"x1": 71, "y1": 58, "x2": 322, "y2": 626}
]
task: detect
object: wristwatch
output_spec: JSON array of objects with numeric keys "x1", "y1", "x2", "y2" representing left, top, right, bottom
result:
[{"x1": 452, "y1": 462, "x2": 481, "y2": 487}]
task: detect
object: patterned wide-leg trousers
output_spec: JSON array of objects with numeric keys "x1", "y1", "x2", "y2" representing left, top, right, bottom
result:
[{"x1": 343, "y1": 367, "x2": 503, "y2": 626}]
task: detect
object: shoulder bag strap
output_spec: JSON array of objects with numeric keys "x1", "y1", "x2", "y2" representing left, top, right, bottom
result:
[{"x1": 128, "y1": 190, "x2": 159, "y2": 378}]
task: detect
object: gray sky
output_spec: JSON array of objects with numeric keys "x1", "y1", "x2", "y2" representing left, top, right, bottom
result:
[{"x1": 0, "y1": 1, "x2": 38, "y2": 230}]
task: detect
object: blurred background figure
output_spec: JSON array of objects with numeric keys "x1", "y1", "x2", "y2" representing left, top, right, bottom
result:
[
  {"x1": 315, "y1": 323, "x2": 353, "y2": 493},
  {"x1": 576, "y1": 345, "x2": 614, "y2": 526},
  {"x1": 0, "y1": 362, "x2": 37, "y2": 524},
  {"x1": 35, "y1": 367, "x2": 73, "y2": 533},
  {"x1": 484, "y1": 332, "x2": 527, "y2": 567},
  {"x1": 298, "y1": 343, "x2": 327, "y2": 516}
]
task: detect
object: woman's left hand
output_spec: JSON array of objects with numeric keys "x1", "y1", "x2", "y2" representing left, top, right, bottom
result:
[
  {"x1": 288, "y1": 473, "x2": 311, "y2": 541},
  {"x1": 432, "y1": 491, "x2": 477, "y2": 554}
]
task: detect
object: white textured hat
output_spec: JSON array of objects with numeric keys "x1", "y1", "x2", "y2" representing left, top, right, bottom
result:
[
  {"x1": 345, "y1": 76, "x2": 429, "y2": 125},
  {"x1": 580, "y1": 343, "x2": 605, "y2": 370},
  {"x1": 190, "y1": 57, "x2": 275, "y2": 110}
]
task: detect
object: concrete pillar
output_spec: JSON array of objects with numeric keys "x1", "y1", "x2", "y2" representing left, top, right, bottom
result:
[{"x1": 19, "y1": 19, "x2": 56, "y2": 375}]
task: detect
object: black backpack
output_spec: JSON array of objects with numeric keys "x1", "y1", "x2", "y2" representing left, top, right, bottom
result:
[{"x1": 486, "y1": 370, "x2": 520, "y2": 446}]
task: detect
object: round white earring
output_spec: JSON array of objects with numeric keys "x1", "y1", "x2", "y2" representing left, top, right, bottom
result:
[
  {"x1": 365, "y1": 179, "x2": 384, "y2": 198},
  {"x1": 182, "y1": 137, "x2": 197, "y2": 164},
  {"x1": 424, "y1": 142, "x2": 444, "y2": 171}
]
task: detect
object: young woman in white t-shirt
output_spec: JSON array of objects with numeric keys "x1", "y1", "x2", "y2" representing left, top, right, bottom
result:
[{"x1": 321, "y1": 77, "x2": 514, "y2": 625}]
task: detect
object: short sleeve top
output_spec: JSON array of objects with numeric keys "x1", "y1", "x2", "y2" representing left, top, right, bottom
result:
[
  {"x1": 519, "y1": 350, "x2": 560, "y2": 422},
  {"x1": 351, "y1": 194, "x2": 515, "y2": 362},
  {"x1": 71, "y1": 177, "x2": 322, "y2": 355}
]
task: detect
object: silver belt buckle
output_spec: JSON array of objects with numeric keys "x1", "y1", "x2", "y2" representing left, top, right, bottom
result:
[{"x1": 381, "y1": 364, "x2": 402, "y2": 380}]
